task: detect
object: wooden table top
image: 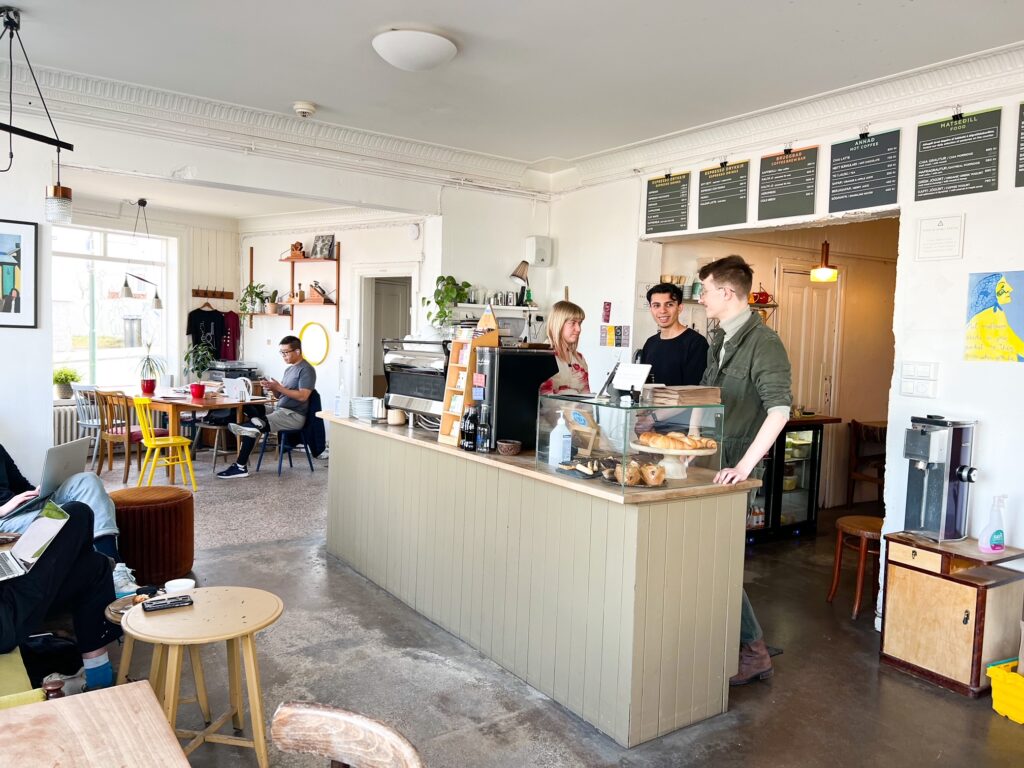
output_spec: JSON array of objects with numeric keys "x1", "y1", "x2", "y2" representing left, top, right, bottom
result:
[
  {"x1": 122, "y1": 586, "x2": 284, "y2": 645},
  {"x1": 0, "y1": 681, "x2": 189, "y2": 766},
  {"x1": 98, "y1": 387, "x2": 270, "y2": 409}
]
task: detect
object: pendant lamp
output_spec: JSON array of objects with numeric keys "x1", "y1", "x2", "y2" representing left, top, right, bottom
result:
[{"x1": 810, "y1": 241, "x2": 838, "y2": 283}]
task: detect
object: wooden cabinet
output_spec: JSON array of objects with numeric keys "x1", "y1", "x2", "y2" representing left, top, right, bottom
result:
[{"x1": 880, "y1": 533, "x2": 1024, "y2": 697}]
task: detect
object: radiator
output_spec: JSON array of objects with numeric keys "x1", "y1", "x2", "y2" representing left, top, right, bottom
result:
[{"x1": 54, "y1": 405, "x2": 78, "y2": 445}]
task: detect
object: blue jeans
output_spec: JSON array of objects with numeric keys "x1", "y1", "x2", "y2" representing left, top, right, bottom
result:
[{"x1": 0, "y1": 472, "x2": 118, "y2": 539}]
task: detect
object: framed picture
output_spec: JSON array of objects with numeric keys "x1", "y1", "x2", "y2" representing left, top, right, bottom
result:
[
  {"x1": 0, "y1": 219, "x2": 38, "y2": 329},
  {"x1": 311, "y1": 234, "x2": 335, "y2": 260}
]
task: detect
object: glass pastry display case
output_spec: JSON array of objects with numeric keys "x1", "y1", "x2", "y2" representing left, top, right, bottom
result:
[{"x1": 536, "y1": 394, "x2": 724, "y2": 494}]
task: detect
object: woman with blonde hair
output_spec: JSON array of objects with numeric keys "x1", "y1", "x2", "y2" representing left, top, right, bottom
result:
[{"x1": 540, "y1": 300, "x2": 590, "y2": 395}]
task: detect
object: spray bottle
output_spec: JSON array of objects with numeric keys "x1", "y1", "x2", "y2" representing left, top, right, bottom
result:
[{"x1": 978, "y1": 495, "x2": 1007, "y2": 553}]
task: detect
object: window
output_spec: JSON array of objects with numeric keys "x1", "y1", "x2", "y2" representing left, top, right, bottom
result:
[{"x1": 52, "y1": 226, "x2": 176, "y2": 387}]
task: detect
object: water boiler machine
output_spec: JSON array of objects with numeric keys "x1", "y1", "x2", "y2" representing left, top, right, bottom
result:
[{"x1": 902, "y1": 415, "x2": 978, "y2": 542}]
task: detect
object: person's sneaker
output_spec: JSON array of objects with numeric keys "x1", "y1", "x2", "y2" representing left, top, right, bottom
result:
[
  {"x1": 112, "y1": 563, "x2": 139, "y2": 598},
  {"x1": 43, "y1": 667, "x2": 86, "y2": 696},
  {"x1": 229, "y1": 422, "x2": 261, "y2": 440},
  {"x1": 217, "y1": 464, "x2": 249, "y2": 479},
  {"x1": 250, "y1": 416, "x2": 270, "y2": 433}
]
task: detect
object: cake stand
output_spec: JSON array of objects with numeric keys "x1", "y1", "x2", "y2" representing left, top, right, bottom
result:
[{"x1": 629, "y1": 442, "x2": 717, "y2": 480}]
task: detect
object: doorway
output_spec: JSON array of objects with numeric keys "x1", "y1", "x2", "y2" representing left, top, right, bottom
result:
[{"x1": 359, "y1": 276, "x2": 412, "y2": 397}]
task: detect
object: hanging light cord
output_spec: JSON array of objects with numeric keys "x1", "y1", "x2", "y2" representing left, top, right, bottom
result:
[
  {"x1": 1, "y1": 10, "x2": 65, "y2": 176},
  {"x1": 132, "y1": 199, "x2": 150, "y2": 238}
]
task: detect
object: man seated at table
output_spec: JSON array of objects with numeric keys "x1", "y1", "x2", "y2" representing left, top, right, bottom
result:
[
  {"x1": 0, "y1": 443, "x2": 138, "y2": 597},
  {"x1": 0, "y1": 500, "x2": 122, "y2": 693},
  {"x1": 218, "y1": 335, "x2": 315, "y2": 479}
]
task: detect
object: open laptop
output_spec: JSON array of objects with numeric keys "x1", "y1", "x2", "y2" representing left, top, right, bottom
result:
[
  {"x1": 222, "y1": 376, "x2": 253, "y2": 402},
  {"x1": 0, "y1": 501, "x2": 69, "y2": 582},
  {"x1": 38, "y1": 438, "x2": 92, "y2": 496}
]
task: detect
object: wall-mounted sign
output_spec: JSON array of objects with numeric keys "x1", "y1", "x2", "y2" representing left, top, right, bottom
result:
[
  {"x1": 758, "y1": 147, "x2": 818, "y2": 220},
  {"x1": 1016, "y1": 104, "x2": 1024, "y2": 188},
  {"x1": 916, "y1": 215, "x2": 965, "y2": 261},
  {"x1": 645, "y1": 173, "x2": 690, "y2": 234},
  {"x1": 698, "y1": 162, "x2": 748, "y2": 229},
  {"x1": 829, "y1": 130, "x2": 900, "y2": 213},
  {"x1": 915, "y1": 108, "x2": 1001, "y2": 201},
  {"x1": 599, "y1": 324, "x2": 631, "y2": 348},
  {"x1": 965, "y1": 270, "x2": 1024, "y2": 362}
]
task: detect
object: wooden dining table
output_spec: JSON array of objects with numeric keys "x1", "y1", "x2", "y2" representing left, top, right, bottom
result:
[{"x1": 0, "y1": 680, "x2": 190, "y2": 766}]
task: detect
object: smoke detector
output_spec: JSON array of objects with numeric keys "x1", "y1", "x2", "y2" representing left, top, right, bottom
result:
[{"x1": 292, "y1": 101, "x2": 317, "y2": 119}]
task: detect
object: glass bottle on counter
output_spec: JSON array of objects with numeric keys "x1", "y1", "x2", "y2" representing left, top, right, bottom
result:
[
  {"x1": 460, "y1": 406, "x2": 478, "y2": 451},
  {"x1": 477, "y1": 420, "x2": 491, "y2": 452}
]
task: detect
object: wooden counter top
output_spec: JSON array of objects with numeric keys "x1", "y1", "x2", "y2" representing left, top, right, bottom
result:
[
  {"x1": 786, "y1": 415, "x2": 842, "y2": 428},
  {"x1": 319, "y1": 411, "x2": 759, "y2": 505}
]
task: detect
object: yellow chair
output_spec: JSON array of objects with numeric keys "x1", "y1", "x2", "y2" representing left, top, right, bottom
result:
[{"x1": 133, "y1": 398, "x2": 197, "y2": 491}]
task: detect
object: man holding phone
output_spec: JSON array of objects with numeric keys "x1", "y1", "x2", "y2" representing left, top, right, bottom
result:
[{"x1": 218, "y1": 335, "x2": 316, "y2": 479}]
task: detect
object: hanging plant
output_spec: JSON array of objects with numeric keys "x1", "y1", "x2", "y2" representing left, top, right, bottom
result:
[{"x1": 421, "y1": 275, "x2": 471, "y2": 327}]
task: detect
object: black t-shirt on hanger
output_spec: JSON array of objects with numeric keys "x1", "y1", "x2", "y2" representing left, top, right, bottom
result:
[{"x1": 186, "y1": 308, "x2": 225, "y2": 356}]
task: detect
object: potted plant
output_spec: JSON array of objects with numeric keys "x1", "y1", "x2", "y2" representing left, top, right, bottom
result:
[
  {"x1": 53, "y1": 367, "x2": 80, "y2": 400},
  {"x1": 421, "y1": 275, "x2": 472, "y2": 331},
  {"x1": 183, "y1": 341, "x2": 216, "y2": 398},
  {"x1": 265, "y1": 289, "x2": 279, "y2": 315},
  {"x1": 137, "y1": 342, "x2": 166, "y2": 395},
  {"x1": 239, "y1": 282, "x2": 267, "y2": 316}
]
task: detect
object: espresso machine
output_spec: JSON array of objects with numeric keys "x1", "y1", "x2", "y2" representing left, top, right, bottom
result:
[{"x1": 902, "y1": 415, "x2": 978, "y2": 542}]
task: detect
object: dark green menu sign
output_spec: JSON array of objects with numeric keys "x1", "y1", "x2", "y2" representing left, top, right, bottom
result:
[
  {"x1": 758, "y1": 147, "x2": 818, "y2": 220},
  {"x1": 645, "y1": 173, "x2": 690, "y2": 234},
  {"x1": 698, "y1": 162, "x2": 748, "y2": 229},
  {"x1": 1016, "y1": 104, "x2": 1024, "y2": 188},
  {"x1": 829, "y1": 130, "x2": 900, "y2": 212},
  {"x1": 915, "y1": 108, "x2": 1001, "y2": 201}
]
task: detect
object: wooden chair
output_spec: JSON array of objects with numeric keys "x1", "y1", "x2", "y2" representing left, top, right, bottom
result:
[
  {"x1": 70, "y1": 383, "x2": 103, "y2": 470},
  {"x1": 95, "y1": 391, "x2": 147, "y2": 484},
  {"x1": 847, "y1": 419, "x2": 886, "y2": 506},
  {"x1": 271, "y1": 701, "x2": 422, "y2": 768},
  {"x1": 133, "y1": 398, "x2": 197, "y2": 491},
  {"x1": 826, "y1": 515, "x2": 883, "y2": 620}
]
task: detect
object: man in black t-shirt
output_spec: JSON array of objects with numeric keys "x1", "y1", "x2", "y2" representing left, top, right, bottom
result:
[{"x1": 639, "y1": 282, "x2": 708, "y2": 385}]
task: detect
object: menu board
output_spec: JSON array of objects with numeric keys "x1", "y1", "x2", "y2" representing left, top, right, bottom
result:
[
  {"x1": 915, "y1": 108, "x2": 1001, "y2": 201},
  {"x1": 645, "y1": 173, "x2": 689, "y2": 234},
  {"x1": 758, "y1": 147, "x2": 818, "y2": 220},
  {"x1": 698, "y1": 162, "x2": 748, "y2": 229},
  {"x1": 829, "y1": 130, "x2": 900, "y2": 212},
  {"x1": 1016, "y1": 104, "x2": 1024, "y2": 188}
]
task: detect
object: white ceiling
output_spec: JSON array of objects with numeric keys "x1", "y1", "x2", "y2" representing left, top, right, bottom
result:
[{"x1": 13, "y1": 1, "x2": 1024, "y2": 162}]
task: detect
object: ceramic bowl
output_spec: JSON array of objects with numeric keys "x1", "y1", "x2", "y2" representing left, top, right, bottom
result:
[
  {"x1": 165, "y1": 578, "x2": 196, "y2": 593},
  {"x1": 496, "y1": 439, "x2": 522, "y2": 456}
]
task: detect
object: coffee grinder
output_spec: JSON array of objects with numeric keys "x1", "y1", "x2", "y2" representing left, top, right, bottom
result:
[{"x1": 902, "y1": 415, "x2": 978, "y2": 542}]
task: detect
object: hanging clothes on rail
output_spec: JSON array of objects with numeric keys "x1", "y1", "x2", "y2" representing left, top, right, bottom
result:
[
  {"x1": 186, "y1": 307, "x2": 225, "y2": 354},
  {"x1": 220, "y1": 310, "x2": 240, "y2": 361}
]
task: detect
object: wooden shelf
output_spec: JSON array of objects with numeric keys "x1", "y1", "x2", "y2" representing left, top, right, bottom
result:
[
  {"x1": 279, "y1": 257, "x2": 337, "y2": 263},
  {"x1": 439, "y1": 318, "x2": 500, "y2": 448},
  {"x1": 249, "y1": 242, "x2": 341, "y2": 330}
]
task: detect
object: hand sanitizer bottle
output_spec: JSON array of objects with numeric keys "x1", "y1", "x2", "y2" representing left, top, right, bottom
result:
[
  {"x1": 547, "y1": 413, "x2": 571, "y2": 466},
  {"x1": 978, "y1": 495, "x2": 1007, "y2": 553}
]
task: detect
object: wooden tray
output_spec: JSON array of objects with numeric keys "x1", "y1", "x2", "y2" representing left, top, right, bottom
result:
[{"x1": 629, "y1": 441, "x2": 717, "y2": 457}]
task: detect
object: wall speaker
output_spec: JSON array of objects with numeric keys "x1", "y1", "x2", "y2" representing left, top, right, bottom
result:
[{"x1": 524, "y1": 235, "x2": 553, "y2": 267}]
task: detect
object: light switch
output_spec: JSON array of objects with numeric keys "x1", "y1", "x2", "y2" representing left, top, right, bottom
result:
[
  {"x1": 901, "y1": 380, "x2": 914, "y2": 395},
  {"x1": 902, "y1": 363, "x2": 915, "y2": 378},
  {"x1": 915, "y1": 364, "x2": 931, "y2": 378}
]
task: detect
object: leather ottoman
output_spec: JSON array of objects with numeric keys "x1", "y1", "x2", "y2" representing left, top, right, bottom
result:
[{"x1": 110, "y1": 486, "x2": 194, "y2": 586}]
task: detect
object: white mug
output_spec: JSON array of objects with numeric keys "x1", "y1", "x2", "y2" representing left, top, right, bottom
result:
[{"x1": 165, "y1": 578, "x2": 196, "y2": 593}]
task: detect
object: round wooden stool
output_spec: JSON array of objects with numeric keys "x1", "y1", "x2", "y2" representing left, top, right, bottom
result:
[
  {"x1": 111, "y1": 486, "x2": 194, "y2": 586},
  {"x1": 122, "y1": 586, "x2": 283, "y2": 768},
  {"x1": 826, "y1": 515, "x2": 883, "y2": 620}
]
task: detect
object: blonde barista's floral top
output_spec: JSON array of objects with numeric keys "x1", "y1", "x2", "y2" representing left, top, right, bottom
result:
[{"x1": 540, "y1": 353, "x2": 591, "y2": 395}]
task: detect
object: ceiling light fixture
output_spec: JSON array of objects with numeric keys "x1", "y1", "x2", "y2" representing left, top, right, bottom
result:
[
  {"x1": 371, "y1": 29, "x2": 457, "y2": 71},
  {"x1": 810, "y1": 240, "x2": 838, "y2": 283},
  {"x1": 1, "y1": 7, "x2": 74, "y2": 223},
  {"x1": 122, "y1": 199, "x2": 161, "y2": 307}
]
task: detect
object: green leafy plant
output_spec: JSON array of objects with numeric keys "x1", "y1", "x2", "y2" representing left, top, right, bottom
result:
[
  {"x1": 183, "y1": 342, "x2": 216, "y2": 382},
  {"x1": 239, "y1": 282, "x2": 267, "y2": 315},
  {"x1": 421, "y1": 275, "x2": 471, "y2": 327},
  {"x1": 137, "y1": 342, "x2": 167, "y2": 380},
  {"x1": 53, "y1": 367, "x2": 81, "y2": 385}
]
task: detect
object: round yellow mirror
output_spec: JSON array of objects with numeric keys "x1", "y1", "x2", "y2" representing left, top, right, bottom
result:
[{"x1": 299, "y1": 321, "x2": 329, "y2": 366}]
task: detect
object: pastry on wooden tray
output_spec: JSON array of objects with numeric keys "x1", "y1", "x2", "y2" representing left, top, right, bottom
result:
[{"x1": 640, "y1": 463, "x2": 666, "y2": 486}]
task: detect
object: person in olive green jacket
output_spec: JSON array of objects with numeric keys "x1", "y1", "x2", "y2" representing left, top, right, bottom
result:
[{"x1": 699, "y1": 255, "x2": 793, "y2": 686}]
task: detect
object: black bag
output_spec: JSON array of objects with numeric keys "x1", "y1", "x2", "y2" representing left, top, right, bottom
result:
[{"x1": 19, "y1": 633, "x2": 81, "y2": 687}]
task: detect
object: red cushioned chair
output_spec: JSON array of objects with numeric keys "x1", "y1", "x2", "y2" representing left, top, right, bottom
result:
[{"x1": 95, "y1": 391, "x2": 168, "y2": 484}]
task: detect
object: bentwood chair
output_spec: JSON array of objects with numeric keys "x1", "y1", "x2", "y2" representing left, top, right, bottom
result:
[
  {"x1": 70, "y1": 383, "x2": 103, "y2": 470},
  {"x1": 133, "y1": 397, "x2": 197, "y2": 491},
  {"x1": 95, "y1": 390, "x2": 155, "y2": 484},
  {"x1": 847, "y1": 420, "x2": 886, "y2": 506},
  {"x1": 271, "y1": 701, "x2": 422, "y2": 768}
]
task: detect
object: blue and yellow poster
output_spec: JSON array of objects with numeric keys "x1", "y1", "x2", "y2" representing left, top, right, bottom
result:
[{"x1": 965, "y1": 271, "x2": 1024, "y2": 362}]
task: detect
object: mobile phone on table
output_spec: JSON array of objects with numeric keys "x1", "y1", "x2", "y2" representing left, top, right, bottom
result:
[{"x1": 141, "y1": 595, "x2": 194, "y2": 612}]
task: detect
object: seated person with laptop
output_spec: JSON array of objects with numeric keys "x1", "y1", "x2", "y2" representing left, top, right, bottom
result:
[
  {"x1": 0, "y1": 499, "x2": 122, "y2": 693},
  {"x1": 0, "y1": 440, "x2": 138, "y2": 596},
  {"x1": 218, "y1": 335, "x2": 316, "y2": 479}
]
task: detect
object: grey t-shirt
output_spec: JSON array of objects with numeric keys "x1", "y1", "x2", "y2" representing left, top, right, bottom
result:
[{"x1": 277, "y1": 359, "x2": 316, "y2": 414}]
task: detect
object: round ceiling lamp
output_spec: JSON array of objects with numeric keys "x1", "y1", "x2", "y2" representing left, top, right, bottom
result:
[{"x1": 372, "y1": 29, "x2": 457, "y2": 71}]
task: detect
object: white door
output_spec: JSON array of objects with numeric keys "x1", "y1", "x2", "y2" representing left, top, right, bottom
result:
[
  {"x1": 359, "y1": 278, "x2": 411, "y2": 397},
  {"x1": 777, "y1": 266, "x2": 842, "y2": 505}
]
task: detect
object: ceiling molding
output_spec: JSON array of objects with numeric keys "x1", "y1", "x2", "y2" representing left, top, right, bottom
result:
[
  {"x1": 239, "y1": 207, "x2": 422, "y2": 237},
  {"x1": 569, "y1": 43, "x2": 1024, "y2": 187},
  {"x1": 1, "y1": 63, "x2": 536, "y2": 192}
]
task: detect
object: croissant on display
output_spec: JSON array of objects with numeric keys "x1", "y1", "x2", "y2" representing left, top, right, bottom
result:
[
  {"x1": 638, "y1": 432, "x2": 656, "y2": 447},
  {"x1": 614, "y1": 461, "x2": 642, "y2": 486}
]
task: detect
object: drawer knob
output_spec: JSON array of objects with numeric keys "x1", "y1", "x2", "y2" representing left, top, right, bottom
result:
[
  {"x1": 962, "y1": 610, "x2": 970, "y2": 625},
  {"x1": 911, "y1": 550, "x2": 917, "y2": 559}
]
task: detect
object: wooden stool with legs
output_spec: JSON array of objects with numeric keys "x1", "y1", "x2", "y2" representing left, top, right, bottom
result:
[
  {"x1": 827, "y1": 515, "x2": 883, "y2": 619},
  {"x1": 272, "y1": 701, "x2": 422, "y2": 768}
]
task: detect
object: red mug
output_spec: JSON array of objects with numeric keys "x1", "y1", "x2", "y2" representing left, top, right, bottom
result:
[{"x1": 189, "y1": 383, "x2": 206, "y2": 399}]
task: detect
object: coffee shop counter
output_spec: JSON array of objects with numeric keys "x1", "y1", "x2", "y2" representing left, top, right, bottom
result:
[{"x1": 319, "y1": 412, "x2": 759, "y2": 747}]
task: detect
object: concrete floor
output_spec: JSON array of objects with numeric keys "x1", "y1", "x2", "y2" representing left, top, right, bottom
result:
[{"x1": 100, "y1": 455, "x2": 1024, "y2": 767}]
